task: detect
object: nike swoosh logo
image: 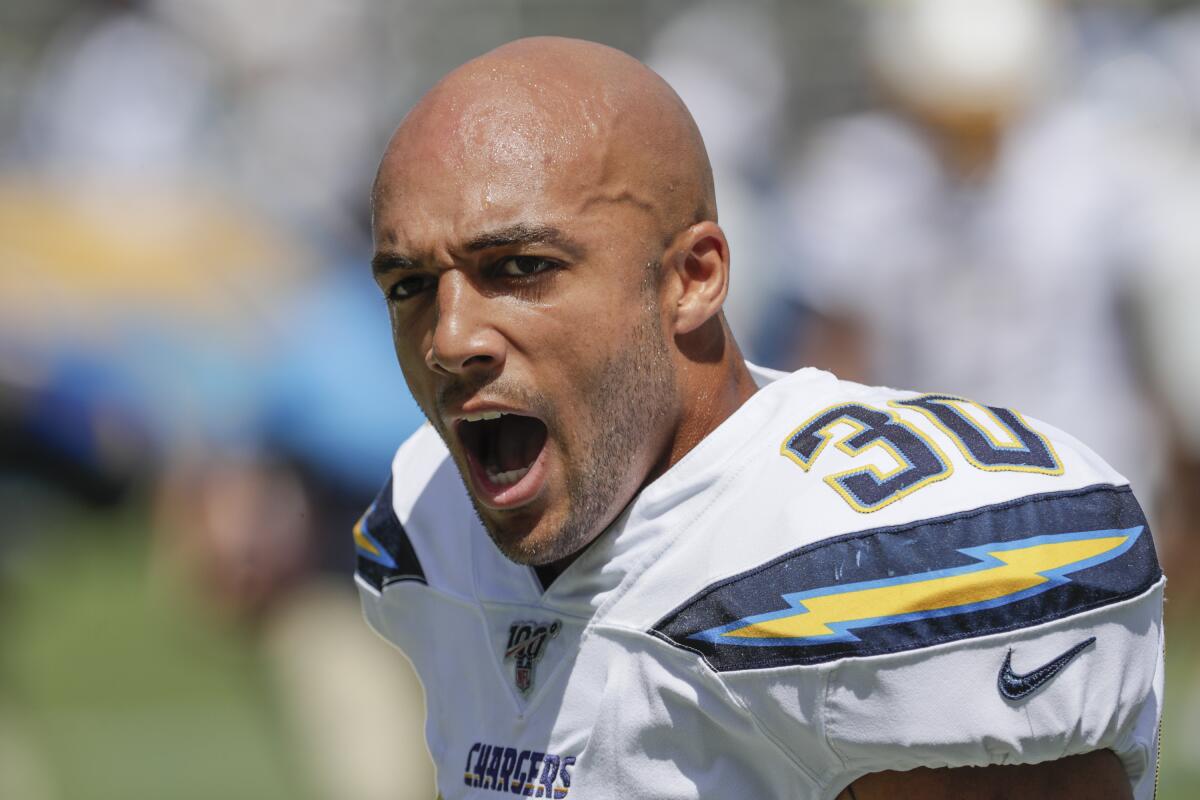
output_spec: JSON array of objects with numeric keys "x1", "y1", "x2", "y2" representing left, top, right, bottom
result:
[{"x1": 997, "y1": 636, "x2": 1096, "y2": 700}]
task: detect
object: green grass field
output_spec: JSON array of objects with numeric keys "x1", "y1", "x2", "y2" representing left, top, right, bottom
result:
[
  {"x1": 1, "y1": 507, "x2": 313, "y2": 800},
  {"x1": 3, "y1": 504, "x2": 1197, "y2": 799}
]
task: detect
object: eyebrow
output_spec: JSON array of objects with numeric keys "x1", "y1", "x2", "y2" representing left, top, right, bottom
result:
[
  {"x1": 463, "y1": 222, "x2": 575, "y2": 253},
  {"x1": 371, "y1": 252, "x2": 417, "y2": 277},
  {"x1": 371, "y1": 223, "x2": 584, "y2": 277}
]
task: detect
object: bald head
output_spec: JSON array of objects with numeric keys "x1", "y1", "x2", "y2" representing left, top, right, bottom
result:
[{"x1": 374, "y1": 37, "x2": 715, "y2": 242}]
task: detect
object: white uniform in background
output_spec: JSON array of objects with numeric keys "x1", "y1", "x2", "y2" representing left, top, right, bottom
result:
[
  {"x1": 356, "y1": 365, "x2": 1163, "y2": 800},
  {"x1": 783, "y1": 107, "x2": 1164, "y2": 508}
]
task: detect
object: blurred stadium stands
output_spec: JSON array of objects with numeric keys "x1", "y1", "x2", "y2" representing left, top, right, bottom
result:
[{"x1": 1, "y1": 1, "x2": 1197, "y2": 798}]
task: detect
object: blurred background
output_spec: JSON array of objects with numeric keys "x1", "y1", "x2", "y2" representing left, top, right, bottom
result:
[{"x1": 1, "y1": 0, "x2": 1198, "y2": 797}]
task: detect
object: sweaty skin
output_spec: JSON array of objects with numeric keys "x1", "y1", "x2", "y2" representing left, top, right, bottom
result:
[
  {"x1": 370, "y1": 37, "x2": 1131, "y2": 799},
  {"x1": 372, "y1": 37, "x2": 755, "y2": 575}
]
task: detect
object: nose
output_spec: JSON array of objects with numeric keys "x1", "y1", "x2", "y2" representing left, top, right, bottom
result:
[{"x1": 425, "y1": 271, "x2": 506, "y2": 378}]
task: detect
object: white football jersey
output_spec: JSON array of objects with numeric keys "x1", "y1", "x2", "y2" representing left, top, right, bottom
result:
[{"x1": 355, "y1": 365, "x2": 1164, "y2": 800}]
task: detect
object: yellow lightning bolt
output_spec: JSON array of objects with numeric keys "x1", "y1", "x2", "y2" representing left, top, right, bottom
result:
[
  {"x1": 353, "y1": 516, "x2": 383, "y2": 558},
  {"x1": 722, "y1": 532, "x2": 1131, "y2": 641}
]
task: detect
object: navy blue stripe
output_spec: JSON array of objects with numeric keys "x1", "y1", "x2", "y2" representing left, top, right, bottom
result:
[
  {"x1": 355, "y1": 476, "x2": 426, "y2": 590},
  {"x1": 651, "y1": 484, "x2": 1160, "y2": 671}
]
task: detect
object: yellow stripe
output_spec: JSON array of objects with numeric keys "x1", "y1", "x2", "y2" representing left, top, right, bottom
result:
[
  {"x1": 352, "y1": 518, "x2": 382, "y2": 558},
  {"x1": 724, "y1": 535, "x2": 1127, "y2": 640}
]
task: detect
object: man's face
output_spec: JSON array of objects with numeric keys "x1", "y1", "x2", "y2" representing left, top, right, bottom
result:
[{"x1": 371, "y1": 116, "x2": 679, "y2": 567}]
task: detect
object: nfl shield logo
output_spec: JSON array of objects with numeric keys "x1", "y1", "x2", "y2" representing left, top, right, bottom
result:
[{"x1": 504, "y1": 619, "x2": 561, "y2": 694}]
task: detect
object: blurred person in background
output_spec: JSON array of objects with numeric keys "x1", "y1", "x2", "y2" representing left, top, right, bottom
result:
[
  {"x1": 2, "y1": 0, "x2": 433, "y2": 797},
  {"x1": 779, "y1": 0, "x2": 1200, "y2": 588}
]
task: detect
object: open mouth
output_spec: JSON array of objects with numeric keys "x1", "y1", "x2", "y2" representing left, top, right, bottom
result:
[{"x1": 456, "y1": 412, "x2": 550, "y2": 508}]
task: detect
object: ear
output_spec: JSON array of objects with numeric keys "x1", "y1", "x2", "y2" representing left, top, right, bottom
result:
[{"x1": 664, "y1": 221, "x2": 730, "y2": 336}]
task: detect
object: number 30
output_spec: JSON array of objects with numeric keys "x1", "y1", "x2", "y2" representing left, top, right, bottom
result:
[{"x1": 782, "y1": 395, "x2": 1062, "y2": 513}]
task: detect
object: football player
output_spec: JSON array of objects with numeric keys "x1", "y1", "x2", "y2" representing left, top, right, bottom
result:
[{"x1": 358, "y1": 37, "x2": 1162, "y2": 799}]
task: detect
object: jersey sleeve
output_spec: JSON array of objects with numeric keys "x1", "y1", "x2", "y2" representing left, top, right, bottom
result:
[
  {"x1": 352, "y1": 422, "x2": 460, "y2": 645},
  {"x1": 652, "y1": 483, "x2": 1164, "y2": 798},
  {"x1": 353, "y1": 474, "x2": 427, "y2": 594},
  {"x1": 821, "y1": 572, "x2": 1163, "y2": 798}
]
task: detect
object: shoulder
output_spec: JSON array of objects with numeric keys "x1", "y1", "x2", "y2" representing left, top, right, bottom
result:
[
  {"x1": 745, "y1": 369, "x2": 1131, "y2": 527},
  {"x1": 651, "y1": 370, "x2": 1162, "y2": 669},
  {"x1": 352, "y1": 422, "x2": 471, "y2": 595},
  {"x1": 647, "y1": 371, "x2": 1163, "y2": 794}
]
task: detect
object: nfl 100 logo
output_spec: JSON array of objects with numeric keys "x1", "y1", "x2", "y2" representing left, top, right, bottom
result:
[{"x1": 504, "y1": 620, "x2": 561, "y2": 694}]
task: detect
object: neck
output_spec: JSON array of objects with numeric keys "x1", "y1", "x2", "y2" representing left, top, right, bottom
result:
[{"x1": 656, "y1": 316, "x2": 758, "y2": 480}]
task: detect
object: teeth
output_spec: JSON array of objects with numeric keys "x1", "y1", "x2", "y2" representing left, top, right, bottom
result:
[
  {"x1": 461, "y1": 411, "x2": 505, "y2": 422},
  {"x1": 486, "y1": 465, "x2": 530, "y2": 486}
]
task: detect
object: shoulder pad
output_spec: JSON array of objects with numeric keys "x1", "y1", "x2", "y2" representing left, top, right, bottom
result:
[
  {"x1": 354, "y1": 476, "x2": 426, "y2": 591},
  {"x1": 652, "y1": 484, "x2": 1161, "y2": 672}
]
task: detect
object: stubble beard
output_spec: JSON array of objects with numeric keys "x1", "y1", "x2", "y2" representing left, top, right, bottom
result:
[{"x1": 472, "y1": 293, "x2": 677, "y2": 568}]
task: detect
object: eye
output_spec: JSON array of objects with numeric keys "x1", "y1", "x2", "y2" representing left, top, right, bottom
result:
[
  {"x1": 388, "y1": 274, "x2": 435, "y2": 301},
  {"x1": 495, "y1": 256, "x2": 557, "y2": 278}
]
